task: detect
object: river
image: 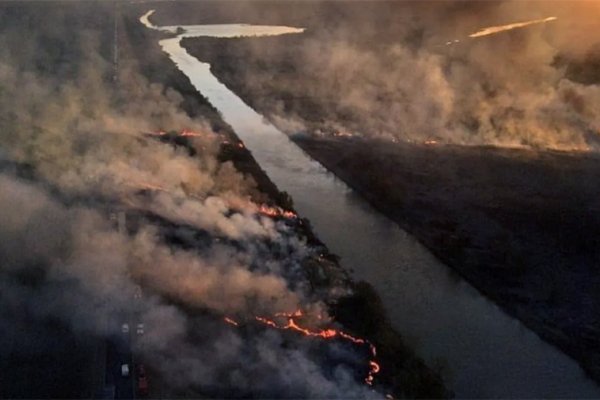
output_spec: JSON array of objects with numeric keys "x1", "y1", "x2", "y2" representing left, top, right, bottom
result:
[{"x1": 140, "y1": 10, "x2": 600, "y2": 398}]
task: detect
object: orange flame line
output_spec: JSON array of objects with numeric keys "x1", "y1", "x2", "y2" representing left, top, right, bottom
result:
[
  {"x1": 258, "y1": 204, "x2": 298, "y2": 219},
  {"x1": 180, "y1": 129, "x2": 206, "y2": 137},
  {"x1": 274, "y1": 310, "x2": 304, "y2": 318},
  {"x1": 250, "y1": 312, "x2": 380, "y2": 386},
  {"x1": 147, "y1": 129, "x2": 206, "y2": 137},
  {"x1": 469, "y1": 16, "x2": 557, "y2": 38},
  {"x1": 255, "y1": 316, "x2": 279, "y2": 329}
]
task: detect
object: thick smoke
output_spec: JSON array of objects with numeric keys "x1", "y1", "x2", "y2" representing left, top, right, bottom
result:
[
  {"x1": 0, "y1": 174, "x2": 373, "y2": 397},
  {"x1": 0, "y1": 3, "x2": 373, "y2": 397},
  {"x1": 187, "y1": 0, "x2": 600, "y2": 151}
]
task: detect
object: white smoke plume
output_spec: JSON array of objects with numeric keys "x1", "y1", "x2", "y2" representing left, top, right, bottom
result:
[
  {"x1": 0, "y1": 3, "x2": 373, "y2": 397},
  {"x1": 176, "y1": 0, "x2": 600, "y2": 151},
  {"x1": 0, "y1": 173, "x2": 372, "y2": 397}
]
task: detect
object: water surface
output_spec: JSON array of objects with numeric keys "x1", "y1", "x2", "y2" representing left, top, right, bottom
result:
[{"x1": 141, "y1": 11, "x2": 600, "y2": 398}]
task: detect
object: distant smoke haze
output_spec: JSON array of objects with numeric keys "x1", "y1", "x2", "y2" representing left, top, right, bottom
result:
[{"x1": 176, "y1": 0, "x2": 600, "y2": 151}]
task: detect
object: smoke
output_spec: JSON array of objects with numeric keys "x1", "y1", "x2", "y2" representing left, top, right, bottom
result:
[
  {"x1": 0, "y1": 173, "x2": 300, "y2": 320},
  {"x1": 183, "y1": 0, "x2": 600, "y2": 151},
  {"x1": 0, "y1": 173, "x2": 375, "y2": 396},
  {"x1": 0, "y1": 3, "x2": 373, "y2": 397}
]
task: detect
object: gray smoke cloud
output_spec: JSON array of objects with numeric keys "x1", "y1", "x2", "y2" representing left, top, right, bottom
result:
[
  {"x1": 0, "y1": 173, "x2": 373, "y2": 397},
  {"x1": 0, "y1": 3, "x2": 374, "y2": 397},
  {"x1": 178, "y1": 0, "x2": 600, "y2": 151}
]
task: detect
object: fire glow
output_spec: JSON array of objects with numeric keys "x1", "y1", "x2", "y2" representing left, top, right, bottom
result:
[
  {"x1": 333, "y1": 131, "x2": 354, "y2": 138},
  {"x1": 147, "y1": 129, "x2": 246, "y2": 149},
  {"x1": 469, "y1": 16, "x2": 557, "y2": 38},
  {"x1": 179, "y1": 129, "x2": 206, "y2": 137},
  {"x1": 258, "y1": 204, "x2": 298, "y2": 219},
  {"x1": 134, "y1": 182, "x2": 168, "y2": 193},
  {"x1": 225, "y1": 311, "x2": 381, "y2": 386},
  {"x1": 146, "y1": 128, "x2": 206, "y2": 138}
]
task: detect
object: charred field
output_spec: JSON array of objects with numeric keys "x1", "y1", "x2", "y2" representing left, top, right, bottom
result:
[
  {"x1": 122, "y1": 7, "x2": 449, "y2": 400},
  {"x1": 176, "y1": 0, "x2": 600, "y2": 390},
  {"x1": 0, "y1": 2, "x2": 447, "y2": 399},
  {"x1": 295, "y1": 136, "x2": 600, "y2": 384},
  {"x1": 3, "y1": 0, "x2": 600, "y2": 398}
]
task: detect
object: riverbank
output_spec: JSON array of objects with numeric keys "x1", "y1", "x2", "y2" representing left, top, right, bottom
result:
[
  {"x1": 294, "y1": 135, "x2": 600, "y2": 385},
  {"x1": 176, "y1": 16, "x2": 600, "y2": 388},
  {"x1": 120, "y1": 7, "x2": 448, "y2": 398}
]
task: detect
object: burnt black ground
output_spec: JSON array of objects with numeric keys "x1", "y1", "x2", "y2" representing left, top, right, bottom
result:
[
  {"x1": 295, "y1": 135, "x2": 600, "y2": 385},
  {"x1": 0, "y1": 2, "x2": 448, "y2": 398},
  {"x1": 171, "y1": 1, "x2": 600, "y2": 386},
  {"x1": 119, "y1": 17, "x2": 448, "y2": 394}
]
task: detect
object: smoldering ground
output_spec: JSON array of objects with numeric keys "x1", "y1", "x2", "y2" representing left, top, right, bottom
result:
[
  {"x1": 176, "y1": 0, "x2": 600, "y2": 151},
  {"x1": 0, "y1": 3, "x2": 378, "y2": 398}
]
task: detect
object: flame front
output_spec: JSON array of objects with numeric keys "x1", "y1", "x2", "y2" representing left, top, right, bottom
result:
[
  {"x1": 469, "y1": 16, "x2": 557, "y2": 38},
  {"x1": 258, "y1": 204, "x2": 298, "y2": 219},
  {"x1": 274, "y1": 309, "x2": 304, "y2": 318},
  {"x1": 226, "y1": 311, "x2": 381, "y2": 386},
  {"x1": 180, "y1": 128, "x2": 206, "y2": 137},
  {"x1": 146, "y1": 128, "x2": 207, "y2": 137}
]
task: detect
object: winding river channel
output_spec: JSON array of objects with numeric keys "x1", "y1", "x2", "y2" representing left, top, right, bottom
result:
[{"x1": 141, "y1": 11, "x2": 600, "y2": 398}]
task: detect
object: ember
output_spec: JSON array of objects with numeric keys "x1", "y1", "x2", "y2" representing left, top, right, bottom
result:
[{"x1": 146, "y1": 129, "x2": 206, "y2": 137}]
